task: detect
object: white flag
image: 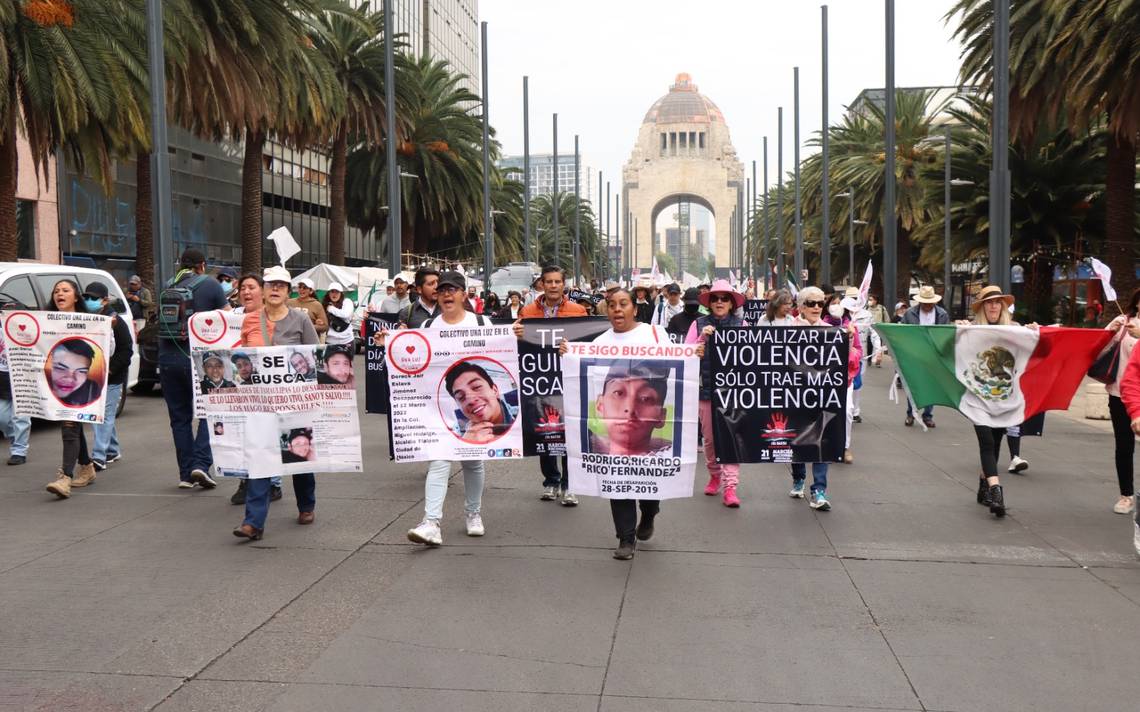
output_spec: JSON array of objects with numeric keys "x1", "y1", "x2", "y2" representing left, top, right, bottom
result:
[
  {"x1": 266, "y1": 226, "x2": 301, "y2": 266},
  {"x1": 857, "y1": 261, "x2": 874, "y2": 309},
  {"x1": 1089, "y1": 257, "x2": 1117, "y2": 302}
]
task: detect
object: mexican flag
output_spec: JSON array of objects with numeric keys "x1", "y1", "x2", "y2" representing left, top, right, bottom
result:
[{"x1": 874, "y1": 324, "x2": 1112, "y2": 428}]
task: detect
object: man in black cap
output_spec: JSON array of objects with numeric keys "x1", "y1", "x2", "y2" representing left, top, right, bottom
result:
[
  {"x1": 651, "y1": 283, "x2": 684, "y2": 329},
  {"x1": 666, "y1": 288, "x2": 702, "y2": 344},
  {"x1": 199, "y1": 352, "x2": 236, "y2": 393},
  {"x1": 159, "y1": 247, "x2": 228, "y2": 490}
]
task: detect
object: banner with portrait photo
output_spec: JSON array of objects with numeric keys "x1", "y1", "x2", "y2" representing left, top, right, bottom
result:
[
  {"x1": 364, "y1": 312, "x2": 401, "y2": 414},
  {"x1": 386, "y1": 325, "x2": 522, "y2": 462},
  {"x1": 562, "y1": 341, "x2": 699, "y2": 500},
  {"x1": 2, "y1": 311, "x2": 112, "y2": 423},
  {"x1": 519, "y1": 316, "x2": 609, "y2": 456},
  {"x1": 188, "y1": 310, "x2": 247, "y2": 418},
  {"x1": 710, "y1": 326, "x2": 848, "y2": 463},
  {"x1": 200, "y1": 344, "x2": 362, "y2": 478}
]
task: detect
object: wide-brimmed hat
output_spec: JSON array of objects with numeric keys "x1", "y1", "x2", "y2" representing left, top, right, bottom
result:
[
  {"x1": 970, "y1": 285, "x2": 1015, "y2": 312},
  {"x1": 699, "y1": 279, "x2": 745, "y2": 309},
  {"x1": 914, "y1": 285, "x2": 942, "y2": 304},
  {"x1": 263, "y1": 266, "x2": 292, "y2": 284}
]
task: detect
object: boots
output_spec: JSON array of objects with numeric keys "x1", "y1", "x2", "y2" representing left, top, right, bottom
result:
[
  {"x1": 976, "y1": 477, "x2": 991, "y2": 506},
  {"x1": 703, "y1": 474, "x2": 721, "y2": 496},
  {"x1": 613, "y1": 538, "x2": 636, "y2": 560},
  {"x1": 46, "y1": 470, "x2": 71, "y2": 499},
  {"x1": 988, "y1": 485, "x2": 1006, "y2": 517},
  {"x1": 723, "y1": 486, "x2": 741, "y2": 508},
  {"x1": 71, "y1": 462, "x2": 97, "y2": 488}
]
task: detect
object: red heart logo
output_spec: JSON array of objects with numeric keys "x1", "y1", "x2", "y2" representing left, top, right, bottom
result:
[
  {"x1": 405, "y1": 345, "x2": 415, "y2": 354},
  {"x1": 17, "y1": 324, "x2": 25, "y2": 332},
  {"x1": 205, "y1": 319, "x2": 213, "y2": 326}
]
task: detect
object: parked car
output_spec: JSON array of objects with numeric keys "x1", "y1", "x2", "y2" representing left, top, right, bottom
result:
[{"x1": 0, "y1": 262, "x2": 141, "y2": 414}]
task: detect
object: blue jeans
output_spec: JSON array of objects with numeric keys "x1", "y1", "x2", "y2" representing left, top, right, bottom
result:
[
  {"x1": 158, "y1": 351, "x2": 212, "y2": 481},
  {"x1": 424, "y1": 459, "x2": 484, "y2": 521},
  {"x1": 91, "y1": 382, "x2": 122, "y2": 462},
  {"x1": 791, "y1": 462, "x2": 829, "y2": 493},
  {"x1": 907, "y1": 402, "x2": 934, "y2": 420},
  {"x1": 243, "y1": 474, "x2": 315, "y2": 530},
  {"x1": 0, "y1": 397, "x2": 30, "y2": 457}
]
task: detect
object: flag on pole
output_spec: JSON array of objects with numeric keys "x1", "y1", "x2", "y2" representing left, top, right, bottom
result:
[
  {"x1": 266, "y1": 226, "x2": 301, "y2": 266},
  {"x1": 857, "y1": 261, "x2": 874, "y2": 310},
  {"x1": 1089, "y1": 257, "x2": 1117, "y2": 302},
  {"x1": 784, "y1": 268, "x2": 798, "y2": 299},
  {"x1": 650, "y1": 257, "x2": 662, "y2": 285},
  {"x1": 874, "y1": 324, "x2": 1111, "y2": 428}
]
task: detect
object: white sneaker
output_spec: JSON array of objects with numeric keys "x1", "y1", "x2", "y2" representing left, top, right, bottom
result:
[
  {"x1": 1133, "y1": 521, "x2": 1140, "y2": 558},
  {"x1": 190, "y1": 468, "x2": 217, "y2": 489},
  {"x1": 540, "y1": 486, "x2": 558, "y2": 501},
  {"x1": 789, "y1": 479, "x2": 806, "y2": 499},
  {"x1": 1007, "y1": 456, "x2": 1029, "y2": 474},
  {"x1": 177, "y1": 480, "x2": 194, "y2": 489},
  {"x1": 466, "y1": 513, "x2": 485, "y2": 537},
  {"x1": 407, "y1": 519, "x2": 442, "y2": 546},
  {"x1": 1114, "y1": 496, "x2": 1135, "y2": 515},
  {"x1": 560, "y1": 490, "x2": 579, "y2": 507}
]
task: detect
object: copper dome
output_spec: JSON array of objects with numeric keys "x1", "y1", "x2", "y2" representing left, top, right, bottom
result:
[{"x1": 642, "y1": 73, "x2": 725, "y2": 125}]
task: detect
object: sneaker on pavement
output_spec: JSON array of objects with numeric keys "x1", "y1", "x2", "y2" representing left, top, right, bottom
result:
[
  {"x1": 466, "y1": 512, "x2": 485, "y2": 536},
  {"x1": 1008, "y1": 456, "x2": 1029, "y2": 474},
  {"x1": 190, "y1": 468, "x2": 217, "y2": 489},
  {"x1": 560, "y1": 490, "x2": 579, "y2": 507},
  {"x1": 91, "y1": 460, "x2": 107, "y2": 472},
  {"x1": 106, "y1": 453, "x2": 122, "y2": 464},
  {"x1": 809, "y1": 490, "x2": 831, "y2": 511},
  {"x1": 407, "y1": 519, "x2": 442, "y2": 546},
  {"x1": 7, "y1": 454, "x2": 26, "y2": 465},
  {"x1": 540, "y1": 485, "x2": 558, "y2": 501},
  {"x1": 613, "y1": 539, "x2": 636, "y2": 560},
  {"x1": 789, "y1": 479, "x2": 806, "y2": 499},
  {"x1": 177, "y1": 480, "x2": 195, "y2": 489},
  {"x1": 1113, "y1": 495, "x2": 1135, "y2": 515}
]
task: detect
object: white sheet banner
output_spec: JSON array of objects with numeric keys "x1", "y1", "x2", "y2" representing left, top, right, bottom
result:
[
  {"x1": 189, "y1": 310, "x2": 246, "y2": 418},
  {"x1": 562, "y1": 341, "x2": 699, "y2": 500},
  {"x1": 200, "y1": 344, "x2": 363, "y2": 478},
  {"x1": 2, "y1": 310, "x2": 112, "y2": 423},
  {"x1": 386, "y1": 325, "x2": 523, "y2": 462}
]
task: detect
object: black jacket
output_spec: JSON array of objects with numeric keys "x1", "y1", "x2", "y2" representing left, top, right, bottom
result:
[
  {"x1": 695, "y1": 312, "x2": 744, "y2": 400},
  {"x1": 666, "y1": 308, "x2": 700, "y2": 345},
  {"x1": 105, "y1": 310, "x2": 134, "y2": 386},
  {"x1": 400, "y1": 300, "x2": 440, "y2": 329}
]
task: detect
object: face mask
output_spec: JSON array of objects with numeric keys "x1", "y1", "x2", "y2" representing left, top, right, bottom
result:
[
  {"x1": 84, "y1": 298, "x2": 103, "y2": 312},
  {"x1": 684, "y1": 303, "x2": 699, "y2": 314},
  {"x1": 221, "y1": 281, "x2": 234, "y2": 295},
  {"x1": 827, "y1": 304, "x2": 845, "y2": 319}
]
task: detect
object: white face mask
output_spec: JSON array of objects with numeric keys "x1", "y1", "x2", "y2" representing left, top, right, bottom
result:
[{"x1": 827, "y1": 304, "x2": 845, "y2": 319}]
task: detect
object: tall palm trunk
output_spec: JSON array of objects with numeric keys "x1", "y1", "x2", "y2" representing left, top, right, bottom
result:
[
  {"x1": 1104, "y1": 134, "x2": 1137, "y2": 314},
  {"x1": 329, "y1": 124, "x2": 347, "y2": 265},
  {"x1": 135, "y1": 152, "x2": 155, "y2": 289},
  {"x1": 0, "y1": 95, "x2": 18, "y2": 262},
  {"x1": 241, "y1": 128, "x2": 266, "y2": 275},
  {"x1": 1022, "y1": 249, "x2": 1054, "y2": 324},
  {"x1": 896, "y1": 221, "x2": 913, "y2": 300}
]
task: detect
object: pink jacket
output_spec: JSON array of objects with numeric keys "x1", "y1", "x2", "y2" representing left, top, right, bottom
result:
[{"x1": 1121, "y1": 337, "x2": 1140, "y2": 420}]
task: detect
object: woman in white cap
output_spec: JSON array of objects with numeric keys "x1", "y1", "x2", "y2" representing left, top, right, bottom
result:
[
  {"x1": 289, "y1": 278, "x2": 328, "y2": 343},
  {"x1": 322, "y1": 282, "x2": 355, "y2": 347}
]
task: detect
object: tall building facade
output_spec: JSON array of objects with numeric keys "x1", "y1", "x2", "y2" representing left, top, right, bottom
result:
[
  {"x1": 422, "y1": 0, "x2": 480, "y2": 93},
  {"x1": 499, "y1": 154, "x2": 594, "y2": 202}
]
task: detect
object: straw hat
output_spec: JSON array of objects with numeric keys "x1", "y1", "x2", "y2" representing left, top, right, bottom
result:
[
  {"x1": 970, "y1": 285, "x2": 1015, "y2": 312},
  {"x1": 698, "y1": 279, "x2": 746, "y2": 309},
  {"x1": 914, "y1": 285, "x2": 942, "y2": 304}
]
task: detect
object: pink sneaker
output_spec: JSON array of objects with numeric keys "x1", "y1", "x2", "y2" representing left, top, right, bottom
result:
[
  {"x1": 723, "y1": 486, "x2": 740, "y2": 508},
  {"x1": 703, "y1": 475, "x2": 720, "y2": 496}
]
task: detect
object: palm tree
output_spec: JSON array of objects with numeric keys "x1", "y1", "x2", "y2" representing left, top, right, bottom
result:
[
  {"x1": 527, "y1": 191, "x2": 601, "y2": 277},
  {"x1": 952, "y1": 0, "x2": 1139, "y2": 305}
]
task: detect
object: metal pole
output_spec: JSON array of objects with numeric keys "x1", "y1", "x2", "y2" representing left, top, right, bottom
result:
[
  {"x1": 574, "y1": 134, "x2": 581, "y2": 285},
  {"x1": 615, "y1": 195, "x2": 620, "y2": 279},
  {"x1": 385, "y1": 0, "x2": 401, "y2": 276},
  {"x1": 751, "y1": 159, "x2": 757, "y2": 281},
  {"x1": 740, "y1": 181, "x2": 747, "y2": 278},
  {"x1": 606, "y1": 181, "x2": 611, "y2": 283},
  {"x1": 763, "y1": 136, "x2": 769, "y2": 290},
  {"x1": 146, "y1": 0, "x2": 173, "y2": 287},
  {"x1": 552, "y1": 113, "x2": 559, "y2": 266},
  {"x1": 820, "y1": 4, "x2": 831, "y2": 287},
  {"x1": 776, "y1": 107, "x2": 784, "y2": 282},
  {"x1": 990, "y1": 0, "x2": 1011, "y2": 292},
  {"x1": 944, "y1": 126, "x2": 952, "y2": 299},
  {"x1": 794, "y1": 67, "x2": 803, "y2": 284},
  {"x1": 523, "y1": 76, "x2": 530, "y2": 264},
  {"x1": 480, "y1": 22, "x2": 492, "y2": 290},
  {"x1": 848, "y1": 189, "x2": 855, "y2": 282},
  {"x1": 598, "y1": 170, "x2": 603, "y2": 281},
  {"x1": 884, "y1": 0, "x2": 897, "y2": 307}
]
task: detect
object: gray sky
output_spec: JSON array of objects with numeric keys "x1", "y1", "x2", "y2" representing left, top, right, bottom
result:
[{"x1": 480, "y1": 0, "x2": 967, "y2": 200}]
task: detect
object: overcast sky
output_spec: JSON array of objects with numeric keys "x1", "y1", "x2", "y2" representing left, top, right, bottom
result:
[{"x1": 480, "y1": 0, "x2": 968, "y2": 197}]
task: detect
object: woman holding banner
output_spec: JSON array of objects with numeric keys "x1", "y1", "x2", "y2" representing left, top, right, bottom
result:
[
  {"x1": 561, "y1": 288, "x2": 702, "y2": 560},
  {"x1": 685, "y1": 279, "x2": 746, "y2": 508},
  {"x1": 824, "y1": 292, "x2": 864, "y2": 465},
  {"x1": 232, "y1": 266, "x2": 320, "y2": 540}
]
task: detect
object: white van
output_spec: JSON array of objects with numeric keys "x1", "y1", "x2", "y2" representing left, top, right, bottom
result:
[{"x1": 0, "y1": 263, "x2": 140, "y2": 409}]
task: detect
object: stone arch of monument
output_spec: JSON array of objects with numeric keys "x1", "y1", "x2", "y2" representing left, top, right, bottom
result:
[{"x1": 622, "y1": 73, "x2": 744, "y2": 273}]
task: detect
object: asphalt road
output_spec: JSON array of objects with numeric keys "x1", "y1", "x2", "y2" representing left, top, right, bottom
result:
[{"x1": 0, "y1": 362, "x2": 1137, "y2": 712}]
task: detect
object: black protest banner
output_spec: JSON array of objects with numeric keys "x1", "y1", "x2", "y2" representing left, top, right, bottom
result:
[
  {"x1": 743, "y1": 299, "x2": 769, "y2": 324},
  {"x1": 364, "y1": 313, "x2": 401, "y2": 414},
  {"x1": 519, "y1": 316, "x2": 609, "y2": 456},
  {"x1": 710, "y1": 325, "x2": 848, "y2": 463}
]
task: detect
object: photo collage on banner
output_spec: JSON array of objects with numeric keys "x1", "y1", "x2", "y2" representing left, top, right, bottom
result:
[
  {"x1": 386, "y1": 324, "x2": 523, "y2": 463},
  {"x1": 562, "y1": 340, "x2": 699, "y2": 500},
  {"x1": 198, "y1": 344, "x2": 363, "y2": 478},
  {"x1": 2, "y1": 310, "x2": 112, "y2": 423},
  {"x1": 188, "y1": 310, "x2": 246, "y2": 418},
  {"x1": 710, "y1": 325, "x2": 848, "y2": 463},
  {"x1": 518, "y1": 316, "x2": 610, "y2": 456}
]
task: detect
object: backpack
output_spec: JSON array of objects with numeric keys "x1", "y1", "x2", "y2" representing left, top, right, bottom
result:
[{"x1": 158, "y1": 272, "x2": 208, "y2": 340}]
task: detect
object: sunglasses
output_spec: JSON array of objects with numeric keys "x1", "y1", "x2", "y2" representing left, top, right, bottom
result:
[
  {"x1": 438, "y1": 285, "x2": 462, "y2": 294},
  {"x1": 709, "y1": 294, "x2": 733, "y2": 303},
  {"x1": 802, "y1": 300, "x2": 826, "y2": 308}
]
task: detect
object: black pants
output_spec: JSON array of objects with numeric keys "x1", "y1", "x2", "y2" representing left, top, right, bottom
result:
[
  {"x1": 974, "y1": 425, "x2": 1005, "y2": 478},
  {"x1": 539, "y1": 454, "x2": 568, "y2": 489},
  {"x1": 1109, "y1": 395, "x2": 1135, "y2": 496},
  {"x1": 61, "y1": 422, "x2": 91, "y2": 477},
  {"x1": 610, "y1": 499, "x2": 659, "y2": 542}
]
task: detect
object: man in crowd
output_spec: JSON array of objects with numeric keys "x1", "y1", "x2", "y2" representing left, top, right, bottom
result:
[
  {"x1": 125, "y1": 274, "x2": 153, "y2": 332},
  {"x1": 651, "y1": 283, "x2": 684, "y2": 328},
  {"x1": 399, "y1": 268, "x2": 440, "y2": 328},
  {"x1": 514, "y1": 265, "x2": 588, "y2": 505},
  {"x1": 289, "y1": 278, "x2": 328, "y2": 342},
  {"x1": 467, "y1": 285, "x2": 484, "y2": 314},
  {"x1": 376, "y1": 277, "x2": 411, "y2": 314},
  {"x1": 216, "y1": 268, "x2": 238, "y2": 308},
  {"x1": 901, "y1": 285, "x2": 949, "y2": 427}
]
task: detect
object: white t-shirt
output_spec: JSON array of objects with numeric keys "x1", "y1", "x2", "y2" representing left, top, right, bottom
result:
[
  {"x1": 424, "y1": 311, "x2": 482, "y2": 329},
  {"x1": 918, "y1": 307, "x2": 936, "y2": 325},
  {"x1": 592, "y1": 322, "x2": 668, "y2": 346}
]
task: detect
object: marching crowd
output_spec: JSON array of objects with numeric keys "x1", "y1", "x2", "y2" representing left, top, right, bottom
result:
[{"x1": 4, "y1": 248, "x2": 1139, "y2": 562}]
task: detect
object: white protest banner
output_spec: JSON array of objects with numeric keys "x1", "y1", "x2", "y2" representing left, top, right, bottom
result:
[
  {"x1": 201, "y1": 344, "x2": 362, "y2": 478},
  {"x1": 386, "y1": 325, "x2": 523, "y2": 462},
  {"x1": 189, "y1": 310, "x2": 246, "y2": 418},
  {"x1": 562, "y1": 341, "x2": 699, "y2": 500},
  {"x1": 2, "y1": 311, "x2": 112, "y2": 423}
]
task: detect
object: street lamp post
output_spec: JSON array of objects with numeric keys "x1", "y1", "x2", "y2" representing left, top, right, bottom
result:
[
  {"x1": 480, "y1": 21, "x2": 492, "y2": 292},
  {"x1": 751, "y1": 159, "x2": 757, "y2": 281},
  {"x1": 836, "y1": 190, "x2": 854, "y2": 283},
  {"x1": 794, "y1": 66, "x2": 803, "y2": 282},
  {"x1": 552, "y1": 113, "x2": 559, "y2": 265},
  {"x1": 574, "y1": 134, "x2": 581, "y2": 285},
  {"x1": 990, "y1": 0, "x2": 1012, "y2": 292},
  {"x1": 597, "y1": 170, "x2": 603, "y2": 279},
  {"x1": 384, "y1": 0, "x2": 401, "y2": 277},
  {"x1": 821, "y1": 4, "x2": 831, "y2": 287},
  {"x1": 944, "y1": 126, "x2": 951, "y2": 300},
  {"x1": 145, "y1": 0, "x2": 173, "y2": 286},
  {"x1": 523, "y1": 76, "x2": 530, "y2": 264},
  {"x1": 777, "y1": 107, "x2": 784, "y2": 282},
  {"x1": 763, "y1": 136, "x2": 769, "y2": 291},
  {"x1": 884, "y1": 0, "x2": 897, "y2": 308}
]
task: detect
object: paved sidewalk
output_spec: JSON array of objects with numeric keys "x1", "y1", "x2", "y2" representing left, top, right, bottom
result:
[{"x1": 0, "y1": 364, "x2": 1136, "y2": 711}]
